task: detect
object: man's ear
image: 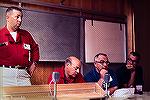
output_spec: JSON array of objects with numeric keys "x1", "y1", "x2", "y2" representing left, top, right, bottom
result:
[
  {"x1": 68, "y1": 63, "x2": 71, "y2": 66},
  {"x1": 94, "y1": 62, "x2": 97, "y2": 66},
  {"x1": 6, "y1": 15, "x2": 9, "y2": 20},
  {"x1": 66, "y1": 63, "x2": 70, "y2": 67}
]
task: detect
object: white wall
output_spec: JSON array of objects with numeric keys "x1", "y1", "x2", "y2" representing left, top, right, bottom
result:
[{"x1": 85, "y1": 20, "x2": 127, "y2": 63}]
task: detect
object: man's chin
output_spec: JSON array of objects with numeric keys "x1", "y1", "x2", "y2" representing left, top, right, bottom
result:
[
  {"x1": 16, "y1": 24, "x2": 21, "y2": 28},
  {"x1": 14, "y1": 26, "x2": 20, "y2": 30},
  {"x1": 69, "y1": 75, "x2": 76, "y2": 78}
]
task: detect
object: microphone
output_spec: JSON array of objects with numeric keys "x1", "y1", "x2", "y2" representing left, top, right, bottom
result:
[
  {"x1": 104, "y1": 73, "x2": 110, "y2": 97},
  {"x1": 52, "y1": 72, "x2": 60, "y2": 82},
  {"x1": 104, "y1": 73, "x2": 110, "y2": 83},
  {"x1": 52, "y1": 72, "x2": 60, "y2": 100}
]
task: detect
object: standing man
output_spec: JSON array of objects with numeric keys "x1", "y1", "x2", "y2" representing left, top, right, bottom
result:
[
  {"x1": 0, "y1": 6, "x2": 39, "y2": 86},
  {"x1": 117, "y1": 52, "x2": 143, "y2": 94},
  {"x1": 84, "y1": 53, "x2": 118, "y2": 95},
  {"x1": 48, "y1": 56, "x2": 85, "y2": 84}
]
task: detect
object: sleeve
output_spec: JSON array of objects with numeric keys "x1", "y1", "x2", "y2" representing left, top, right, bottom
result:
[
  {"x1": 28, "y1": 32, "x2": 39, "y2": 62},
  {"x1": 109, "y1": 69, "x2": 118, "y2": 88},
  {"x1": 84, "y1": 72, "x2": 93, "y2": 82},
  {"x1": 84, "y1": 69, "x2": 100, "y2": 82},
  {"x1": 136, "y1": 66, "x2": 144, "y2": 85},
  {"x1": 116, "y1": 65, "x2": 130, "y2": 88}
]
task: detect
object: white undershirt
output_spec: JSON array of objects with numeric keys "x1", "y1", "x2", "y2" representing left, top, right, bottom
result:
[{"x1": 10, "y1": 32, "x2": 17, "y2": 42}]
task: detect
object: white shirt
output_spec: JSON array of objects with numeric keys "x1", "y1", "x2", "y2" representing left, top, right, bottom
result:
[{"x1": 10, "y1": 32, "x2": 17, "y2": 42}]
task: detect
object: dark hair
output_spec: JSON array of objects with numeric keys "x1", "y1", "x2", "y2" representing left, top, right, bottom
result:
[
  {"x1": 129, "y1": 51, "x2": 141, "y2": 62},
  {"x1": 94, "y1": 53, "x2": 108, "y2": 61},
  {"x1": 6, "y1": 6, "x2": 22, "y2": 14},
  {"x1": 130, "y1": 52, "x2": 140, "y2": 57}
]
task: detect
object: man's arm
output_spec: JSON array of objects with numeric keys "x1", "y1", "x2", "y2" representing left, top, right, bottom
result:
[
  {"x1": 97, "y1": 69, "x2": 108, "y2": 87},
  {"x1": 29, "y1": 62, "x2": 37, "y2": 76},
  {"x1": 28, "y1": 31, "x2": 39, "y2": 76},
  {"x1": 108, "y1": 86, "x2": 118, "y2": 95}
]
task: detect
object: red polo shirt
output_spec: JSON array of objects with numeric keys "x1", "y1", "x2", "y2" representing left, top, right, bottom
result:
[
  {"x1": 48, "y1": 66, "x2": 85, "y2": 84},
  {"x1": 0, "y1": 26, "x2": 39, "y2": 67}
]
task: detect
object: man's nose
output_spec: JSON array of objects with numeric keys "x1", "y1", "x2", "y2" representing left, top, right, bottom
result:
[
  {"x1": 18, "y1": 17, "x2": 22, "y2": 22},
  {"x1": 76, "y1": 69, "x2": 79, "y2": 73},
  {"x1": 102, "y1": 63, "x2": 108, "y2": 69},
  {"x1": 103, "y1": 62, "x2": 108, "y2": 66}
]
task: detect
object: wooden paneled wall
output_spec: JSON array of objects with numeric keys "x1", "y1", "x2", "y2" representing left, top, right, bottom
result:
[
  {"x1": 0, "y1": 0, "x2": 127, "y2": 22},
  {"x1": 31, "y1": 61, "x2": 64, "y2": 85}
]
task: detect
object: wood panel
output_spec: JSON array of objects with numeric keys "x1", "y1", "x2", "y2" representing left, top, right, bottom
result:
[
  {"x1": 35, "y1": 0, "x2": 125, "y2": 15},
  {"x1": 124, "y1": 0, "x2": 134, "y2": 52},
  {"x1": 2, "y1": 83, "x2": 105, "y2": 100},
  {"x1": 0, "y1": 0, "x2": 129, "y2": 21},
  {"x1": 31, "y1": 61, "x2": 64, "y2": 85}
]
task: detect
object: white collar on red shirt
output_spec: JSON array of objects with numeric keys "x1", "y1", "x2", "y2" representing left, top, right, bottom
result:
[{"x1": 10, "y1": 31, "x2": 17, "y2": 42}]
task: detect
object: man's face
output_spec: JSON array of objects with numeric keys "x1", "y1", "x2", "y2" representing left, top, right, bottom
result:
[
  {"x1": 66, "y1": 59, "x2": 81, "y2": 78},
  {"x1": 127, "y1": 54, "x2": 138, "y2": 68},
  {"x1": 6, "y1": 9, "x2": 23, "y2": 31},
  {"x1": 94, "y1": 55, "x2": 109, "y2": 71}
]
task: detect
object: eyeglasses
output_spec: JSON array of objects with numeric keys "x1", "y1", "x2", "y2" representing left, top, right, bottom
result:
[
  {"x1": 95, "y1": 60, "x2": 110, "y2": 65},
  {"x1": 127, "y1": 58, "x2": 138, "y2": 64}
]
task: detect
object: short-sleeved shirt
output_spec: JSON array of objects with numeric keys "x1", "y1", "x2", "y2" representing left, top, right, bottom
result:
[
  {"x1": 48, "y1": 66, "x2": 85, "y2": 84},
  {"x1": 84, "y1": 68, "x2": 118, "y2": 89}
]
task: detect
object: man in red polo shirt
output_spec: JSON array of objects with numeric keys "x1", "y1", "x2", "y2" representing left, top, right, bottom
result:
[
  {"x1": 48, "y1": 56, "x2": 85, "y2": 84},
  {"x1": 0, "y1": 6, "x2": 39, "y2": 86}
]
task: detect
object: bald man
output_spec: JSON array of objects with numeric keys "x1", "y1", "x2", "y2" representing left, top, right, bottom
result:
[{"x1": 48, "y1": 56, "x2": 85, "y2": 84}]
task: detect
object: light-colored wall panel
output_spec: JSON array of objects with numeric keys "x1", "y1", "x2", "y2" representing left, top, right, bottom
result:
[{"x1": 85, "y1": 20, "x2": 127, "y2": 63}]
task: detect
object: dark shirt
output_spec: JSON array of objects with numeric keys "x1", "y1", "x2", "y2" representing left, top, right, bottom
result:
[
  {"x1": 84, "y1": 67, "x2": 118, "y2": 89},
  {"x1": 48, "y1": 66, "x2": 85, "y2": 84},
  {"x1": 116, "y1": 64, "x2": 144, "y2": 88}
]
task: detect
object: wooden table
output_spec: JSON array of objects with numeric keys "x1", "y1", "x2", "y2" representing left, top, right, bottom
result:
[{"x1": 1, "y1": 82, "x2": 105, "y2": 100}]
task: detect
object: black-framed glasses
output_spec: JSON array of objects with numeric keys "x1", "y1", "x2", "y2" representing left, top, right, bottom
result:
[
  {"x1": 127, "y1": 58, "x2": 138, "y2": 64},
  {"x1": 95, "y1": 60, "x2": 110, "y2": 65}
]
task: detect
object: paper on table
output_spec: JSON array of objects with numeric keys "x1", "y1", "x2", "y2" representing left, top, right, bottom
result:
[{"x1": 112, "y1": 88, "x2": 135, "y2": 97}]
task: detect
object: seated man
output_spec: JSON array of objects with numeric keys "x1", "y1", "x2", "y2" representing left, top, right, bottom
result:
[
  {"x1": 116, "y1": 51, "x2": 144, "y2": 94},
  {"x1": 84, "y1": 53, "x2": 118, "y2": 95},
  {"x1": 48, "y1": 56, "x2": 85, "y2": 84}
]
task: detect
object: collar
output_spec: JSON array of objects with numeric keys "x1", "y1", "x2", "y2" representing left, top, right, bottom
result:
[{"x1": 3, "y1": 26, "x2": 22, "y2": 43}]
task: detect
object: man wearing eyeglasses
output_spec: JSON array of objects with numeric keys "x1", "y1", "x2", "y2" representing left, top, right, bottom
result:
[
  {"x1": 84, "y1": 53, "x2": 118, "y2": 95},
  {"x1": 117, "y1": 52, "x2": 144, "y2": 94}
]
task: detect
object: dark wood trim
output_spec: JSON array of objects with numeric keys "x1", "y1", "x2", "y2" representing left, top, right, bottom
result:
[{"x1": 0, "y1": 0, "x2": 126, "y2": 23}]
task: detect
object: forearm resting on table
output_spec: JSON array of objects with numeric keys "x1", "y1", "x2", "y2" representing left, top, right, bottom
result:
[
  {"x1": 98, "y1": 78, "x2": 104, "y2": 87},
  {"x1": 108, "y1": 86, "x2": 118, "y2": 95},
  {"x1": 98, "y1": 78, "x2": 118, "y2": 95}
]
